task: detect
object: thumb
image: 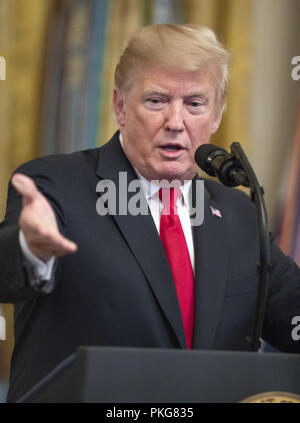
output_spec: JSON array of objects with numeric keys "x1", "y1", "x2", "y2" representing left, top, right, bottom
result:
[{"x1": 12, "y1": 174, "x2": 40, "y2": 205}]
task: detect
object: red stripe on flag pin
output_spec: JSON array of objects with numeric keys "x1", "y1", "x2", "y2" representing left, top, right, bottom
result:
[{"x1": 210, "y1": 206, "x2": 222, "y2": 218}]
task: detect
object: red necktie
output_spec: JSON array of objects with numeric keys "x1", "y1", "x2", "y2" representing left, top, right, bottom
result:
[{"x1": 159, "y1": 188, "x2": 194, "y2": 349}]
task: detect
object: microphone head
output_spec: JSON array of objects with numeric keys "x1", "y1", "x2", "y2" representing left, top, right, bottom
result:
[{"x1": 194, "y1": 144, "x2": 227, "y2": 176}]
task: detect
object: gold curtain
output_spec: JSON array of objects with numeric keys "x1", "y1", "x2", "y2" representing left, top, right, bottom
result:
[
  {"x1": 184, "y1": 0, "x2": 253, "y2": 153},
  {"x1": 0, "y1": 0, "x2": 55, "y2": 383},
  {"x1": 97, "y1": 0, "x2": 150, "y2": 145},
  {"x1": 0, "y1": 0, "x2": 55, "y2": 218}
]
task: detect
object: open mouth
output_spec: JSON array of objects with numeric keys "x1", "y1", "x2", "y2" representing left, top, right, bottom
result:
[{"x1": 161, "y1": 144, "x2": 183, "y2": 152}]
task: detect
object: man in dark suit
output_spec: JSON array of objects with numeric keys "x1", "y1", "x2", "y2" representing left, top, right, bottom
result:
[{"x1": 1, "y1": 24, "x2": 300, "y2": 402}]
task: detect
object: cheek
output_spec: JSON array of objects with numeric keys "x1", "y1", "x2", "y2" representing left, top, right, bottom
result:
[
  {"x1": 134, "y1": 108, "x2": 164, "y2": 132},
  {"x1": 191, "y1": 118, "x2": 215, "y2": 142}
]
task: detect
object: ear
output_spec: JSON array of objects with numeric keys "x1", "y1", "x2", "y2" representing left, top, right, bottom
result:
[
  {"x1": 113, "y1": 89, "x2": 126, "y2": 127},
  {"x1": 211, "y1": 105, "x2": 225, "y2": 134}
]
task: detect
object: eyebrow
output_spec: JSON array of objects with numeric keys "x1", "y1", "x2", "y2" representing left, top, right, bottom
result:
[
  {"x1": 184, "y1": 93, "x2": 209, "y2": 101},
  {"x1": 143, "y1": 90, "x2": 209, "y2": 100},
  {"x1": 143, "y1": 90, "x2": 169, "y2": 98}
]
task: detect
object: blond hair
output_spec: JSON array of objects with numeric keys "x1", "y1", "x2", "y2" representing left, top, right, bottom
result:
[{"x1": 114, "y1": 24, "x2": 232, "y2": 105}]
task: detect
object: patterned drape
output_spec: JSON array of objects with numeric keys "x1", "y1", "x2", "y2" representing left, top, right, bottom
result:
[
  {"x1": 183, "y1": 0, "x2": 253, "y2": 153},
  {"x1": 98, "y1": 0, "x2": 149, "y2": 145},
  {"x1": 278, "y1": 102, "x2": 300, "y2": 266},
  {"x1": 0, "y1": 0, "x2": 55, "y2": 218},
  {"x1": 0, "y1": 0, "x2": 55, "y2": 393}
]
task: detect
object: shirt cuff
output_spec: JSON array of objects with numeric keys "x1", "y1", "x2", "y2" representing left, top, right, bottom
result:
[{"x1": 19, "y1": 230, "x2": 56, "y2": 292}]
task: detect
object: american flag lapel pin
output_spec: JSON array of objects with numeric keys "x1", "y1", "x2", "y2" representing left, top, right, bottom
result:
[{"x1": 210, "y1": 206, "x2": 222, "y2": 218}]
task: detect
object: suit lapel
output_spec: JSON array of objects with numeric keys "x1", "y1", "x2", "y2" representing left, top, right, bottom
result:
[
  {"x1": 192, "y1": 177, "x2": 228, "y2": 349},
  {"x1": 95, "y1": 133, "x2": 186, "y2": 348}
]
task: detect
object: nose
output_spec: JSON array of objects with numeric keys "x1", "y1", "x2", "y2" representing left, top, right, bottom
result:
[{"x1": 164, "y1": 102, "x2": 184, "y2": 132}]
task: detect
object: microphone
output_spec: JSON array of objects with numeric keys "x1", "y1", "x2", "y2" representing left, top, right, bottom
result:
[{"x1": 194, "y1": 144, "x2": 249, "y2": 187}]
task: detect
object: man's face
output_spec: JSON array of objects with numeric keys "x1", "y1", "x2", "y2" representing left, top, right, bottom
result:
[{"x1": 114, "y1": 67, "x2": 223, "y2": 183}]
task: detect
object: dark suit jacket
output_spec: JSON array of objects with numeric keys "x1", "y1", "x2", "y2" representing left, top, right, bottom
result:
[{"x1": 1, "y1": 131, "x2": 300, "y2": 402}]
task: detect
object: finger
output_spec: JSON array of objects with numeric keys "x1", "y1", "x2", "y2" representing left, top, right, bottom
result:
[
  {"x1": 40, "y1": 233, "x2": 78, "y2": 256},
  {"x1": 47, "y1": 240, "x2": 78, "y2": 259},
  {"x1": 28, "y1": 236, "x2": 78, "y2": 261},
  {"x1": 58, "y1": 236, "x2": 78, "y2": 254},
  {"x1": 12, "y1": 174, "x2": 40, "y2": 205}
]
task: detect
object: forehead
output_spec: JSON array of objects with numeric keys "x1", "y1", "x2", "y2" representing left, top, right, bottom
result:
[{"x1": 129, "y1": 66, "x2": 218, "y2": 97}]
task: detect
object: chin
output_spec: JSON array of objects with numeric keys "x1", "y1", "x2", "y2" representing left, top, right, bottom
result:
[{"x1": 154, "y1": 165, "x2": 194, "y2": 183}]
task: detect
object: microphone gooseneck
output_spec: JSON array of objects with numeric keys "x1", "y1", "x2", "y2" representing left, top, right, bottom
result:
[{"x1": 194, "y1": 142, "x2": 271, "y2": 352}]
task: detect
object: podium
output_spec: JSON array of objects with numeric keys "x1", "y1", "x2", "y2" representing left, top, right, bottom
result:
[{"x1": 18, "y1": 347, "x2": 300, "y2": 403}]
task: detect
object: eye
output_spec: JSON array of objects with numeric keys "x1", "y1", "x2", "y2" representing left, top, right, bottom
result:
[
  {"x1": 145, "y1": 97, "x2": 166, "y2": 109},
  {"x1": 149, "y1": 98, "x2": 161, "y2": 104},
  {"x1": 190, "y1": 101, "x2": 202, "y2": 107},
  {"x1": 185, "y1": 99, "x2": 207, "y2": 113},
  {"x1": 147, "y1": 98, "x2": 163, "y2": 104}
]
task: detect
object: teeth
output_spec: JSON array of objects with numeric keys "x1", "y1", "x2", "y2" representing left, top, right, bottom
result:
[{"x1": 164, "y1": 146, "x2": 180, "y2": 151}]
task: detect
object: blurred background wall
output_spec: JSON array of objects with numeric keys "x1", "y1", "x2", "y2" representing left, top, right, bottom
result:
[{"x1": 0, "y1": 0, "x2": 299, "y2": 401}]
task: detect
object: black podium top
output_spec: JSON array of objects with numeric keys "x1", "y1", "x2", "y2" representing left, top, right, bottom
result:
[{"x1": 18, "y1": 347, "x2": 300, "y2": 403}]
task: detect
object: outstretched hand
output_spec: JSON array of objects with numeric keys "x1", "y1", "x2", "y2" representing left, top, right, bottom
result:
[{"x1": 12, "y1": 173, "x2": 78, "y2": 262}]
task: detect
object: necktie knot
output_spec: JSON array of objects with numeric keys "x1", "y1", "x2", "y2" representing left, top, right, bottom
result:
[{"x1": 159, "y1": 188, "x2": 182, "y2": 215}]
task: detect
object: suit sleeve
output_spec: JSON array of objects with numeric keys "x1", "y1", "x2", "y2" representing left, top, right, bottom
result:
[
  {"x1": 0, "y1": 157, "x2": 66, "y2": 303},
  {"x1": 262, "y1": 234, "x2": 300, "y2": 352},
  {"x1": 212, "y1": 181, "x2": 300, "y2": 353}
]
